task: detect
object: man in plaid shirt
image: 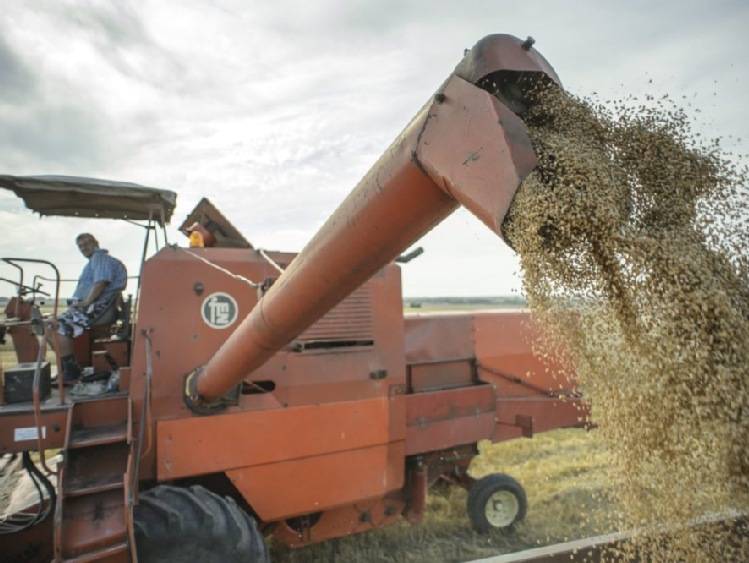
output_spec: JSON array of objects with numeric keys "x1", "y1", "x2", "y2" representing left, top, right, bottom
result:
[{"x1": 51, "y1": 233, "x2": 127, "y2": 383}]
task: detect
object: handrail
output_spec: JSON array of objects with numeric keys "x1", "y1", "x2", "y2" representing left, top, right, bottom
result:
[
  {"x1": 477, "y1": 362, "x2": 577, "y2": 398},
  {"x1": 130, "y1": 328, "x2": 154, "y2": 512},
  {"x1": 2, "y1": 260, "x2": 24, "y2": 318},
  {"x1": 3, "y1": 259, "x2": 63, "y2": 405},
  {"x1": 407, "y1": 355, "x2": 476, "y2": 367},
  {"x1": 32, "y1": 330, "x2": 57, "y2": 476},
  {"x1": 125, "y1": 329, "x2": 154, "y2": 561},
  {"x1": 124, "y1": 396, "x2": 139, "y2": 563},
  {"x1": 35, "y1": 274, "x2": 141, "y2": 283},
  {"x1": 125, "y1": 455, "x2": 139, "y2": 562},
  {"x1": 140, "y1": 330, "x2": 155, "y2": 459}
]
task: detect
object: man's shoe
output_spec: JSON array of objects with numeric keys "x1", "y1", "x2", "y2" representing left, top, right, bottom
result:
[{"x1": 61, "y1": 355, "x2": 82, "y2": 384}]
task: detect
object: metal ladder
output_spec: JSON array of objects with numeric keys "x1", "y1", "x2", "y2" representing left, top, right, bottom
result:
[{"x1": 55, "y1": 393, "x2": 134, "y2": 562}]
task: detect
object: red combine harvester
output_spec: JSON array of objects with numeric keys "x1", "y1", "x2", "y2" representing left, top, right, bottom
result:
[{"x1": 0, "y1": 35, "x2": 582, "y2": 562}]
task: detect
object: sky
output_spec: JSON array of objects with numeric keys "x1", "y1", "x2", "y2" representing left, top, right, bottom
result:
[{"x1": 0, "y1": 0, "x2": 747, "y2": 299}]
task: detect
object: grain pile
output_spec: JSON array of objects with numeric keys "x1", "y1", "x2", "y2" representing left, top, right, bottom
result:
[{"x1": 503, "y1": 84, "x2": 749, "y2": 560}]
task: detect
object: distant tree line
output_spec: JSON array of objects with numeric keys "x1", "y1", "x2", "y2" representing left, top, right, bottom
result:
[{"x1": 404, "y1": 295, "x2": 527, "y2": 308}]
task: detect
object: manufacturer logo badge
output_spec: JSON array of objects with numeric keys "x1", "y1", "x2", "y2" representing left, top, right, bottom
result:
[{"x1": 201, "y1": 292, "x2": 238, "y2": 329}]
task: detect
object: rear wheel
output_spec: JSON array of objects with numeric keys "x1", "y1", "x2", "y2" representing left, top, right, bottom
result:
[
  {"x1": 134, "y1": 485, "x2": 269, "y2": 563},
  {"x1": 466, "y1": 473, "x2": 527, "y2": 533}
]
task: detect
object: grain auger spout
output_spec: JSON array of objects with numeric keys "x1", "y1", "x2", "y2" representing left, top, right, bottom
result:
[{"x1": 184, "y1": 33, "x2": 562, "y2": 412}]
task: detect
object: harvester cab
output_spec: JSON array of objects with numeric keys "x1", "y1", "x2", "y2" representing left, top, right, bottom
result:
[
  {"x1": 1, "y1": 34, "x2": 583, "y2": 563},
  {"x1": 0, "y1": 174, "x2": 176, "y2": 384}
]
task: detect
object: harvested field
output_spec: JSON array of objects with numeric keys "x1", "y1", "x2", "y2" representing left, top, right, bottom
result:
[{"x1": 271, "y1": 428, "x2": 619, "y2": 562}]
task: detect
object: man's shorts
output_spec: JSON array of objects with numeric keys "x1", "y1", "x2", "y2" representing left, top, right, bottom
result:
[{"x1": 55, "y1": 299, "x2": 112, "y2": 339}]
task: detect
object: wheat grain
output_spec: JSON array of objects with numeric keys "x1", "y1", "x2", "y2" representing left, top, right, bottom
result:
[{"x1": 503, "y1": 85, "x2": 749, "y2": 561}]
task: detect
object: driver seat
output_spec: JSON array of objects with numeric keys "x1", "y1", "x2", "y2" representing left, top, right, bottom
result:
[{"x1": 72, "y1": 293, "x2": 132, "y2": 368}]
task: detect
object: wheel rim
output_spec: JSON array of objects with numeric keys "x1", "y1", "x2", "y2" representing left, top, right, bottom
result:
[{"x1": 484, "y1": 490, "x2": 519, "y2": 527}]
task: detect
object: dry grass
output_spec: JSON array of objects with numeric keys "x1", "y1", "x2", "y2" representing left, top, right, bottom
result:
[{"x1": 270, "y1": 428, "x2": 617, "y2": 562}]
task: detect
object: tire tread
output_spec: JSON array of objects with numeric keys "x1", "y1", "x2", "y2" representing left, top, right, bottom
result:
[{"x1": 134, "y1": 485, "x2": 268, "y2": 562}]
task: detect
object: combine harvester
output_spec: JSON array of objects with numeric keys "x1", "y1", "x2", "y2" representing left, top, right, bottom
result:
[{"x1": 1, "y1": 33, "x2": 731, "y2": 563}]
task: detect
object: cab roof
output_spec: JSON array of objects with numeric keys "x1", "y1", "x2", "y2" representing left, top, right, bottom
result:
[{"x1": 0, "y1": 174, "x2": 177, "y2": 226}]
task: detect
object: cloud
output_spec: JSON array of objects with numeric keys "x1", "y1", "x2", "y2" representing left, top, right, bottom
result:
[
  {"x1": 0, "y1": 104, "x2": 114, "y2": 171},
  {"x1": 0, "y1": 35, "x2": 37, "y2": 103},
  {"x1": 40, "y1": 1, "x2": 186, "y2": 87},
  {"x1": 0, "y1": 28, "x2": 114, "y2": 171},
  {"x1": 0, "y1": 3, "x2": 176, "y2": 173},
  {"x1": 0, "y1": 0, "x2": 746, "y2": 297}
]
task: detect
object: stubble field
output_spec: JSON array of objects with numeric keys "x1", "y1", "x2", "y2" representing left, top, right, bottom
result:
[{"x1": 270, "y1": 427, "x2": 618, "y2": 563}]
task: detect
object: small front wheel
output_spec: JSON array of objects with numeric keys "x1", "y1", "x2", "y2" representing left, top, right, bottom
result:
[{"x1": 466, "y1": 473, "x2": 527, "y2": 533}]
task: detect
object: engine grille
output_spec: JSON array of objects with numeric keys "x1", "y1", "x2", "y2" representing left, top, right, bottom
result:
[{"x1": 296, "y1": 284, "x2": 374, "y2": 346}]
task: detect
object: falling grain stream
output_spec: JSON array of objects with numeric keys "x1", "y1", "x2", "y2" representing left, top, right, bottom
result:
[{"x1": 503, "y1": 86, "x2": 749, "y2": 561}]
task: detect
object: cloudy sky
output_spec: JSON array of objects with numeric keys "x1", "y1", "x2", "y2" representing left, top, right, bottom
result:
[{"x1": 1, "y1": 0, "x2": 747, "y2": 299}]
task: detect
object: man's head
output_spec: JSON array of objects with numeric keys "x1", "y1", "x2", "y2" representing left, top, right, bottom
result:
[{"x1": 76, "y1": 233, "x2": 99, "y2": 258}]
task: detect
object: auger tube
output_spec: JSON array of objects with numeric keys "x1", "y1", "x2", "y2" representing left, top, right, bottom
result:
[{"x1": 185, "y1": 34, "x2": 561, "y2": 410}]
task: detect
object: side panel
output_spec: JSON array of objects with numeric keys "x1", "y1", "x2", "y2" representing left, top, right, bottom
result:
[
  {"x1": 132, "y1": 248, "x2": 407, "y2": 484},
  {"x1": 0, "y1": 410, "x2": 68, "y2": 454},
  {"x1": 473, "y1": 311, "x2": 569, "y2": 395},
  {"x1": 404, "y1": 311, "x2": 583, "y2": 444},
  {"x1": 408, "y1": 359, "x2": 474, "y2": 392},
  {"x1": 405, "y1": 384, "x2": 495, "y2": 455},
  {"x1": 493, "y1": 396, "x2": 583, "y2": 442},
  {"x1": 405, "y1": 314, "x2": 474, "y2": 363},
  {"x1": 227, "y1": 441, "x2": 405, "y2": 522},
  {"x1": 472, "y1": 312, "x2": 582, "y2": 439},
  {"x1": 156, "y1": 397, "x2": 402, "y2": 480},
  {"x1": 405, "y1": 314, "x2": 477, "y2": 392},
  {"x1": 271, "y1": 497, "x2": 405, "y2": 547},
  {"x1": 405, "y1": 310, "x2": 577, "y2": 395}
]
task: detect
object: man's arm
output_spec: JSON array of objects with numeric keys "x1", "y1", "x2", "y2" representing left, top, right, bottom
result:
[{"x1": 71, "y1": 280, "x2": 109, "y2": 308}]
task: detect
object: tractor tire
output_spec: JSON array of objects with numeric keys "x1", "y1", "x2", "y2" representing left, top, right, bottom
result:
[
  {"x1": 133, "y1": 485, "x2": 269, "y2": 563},
  {"x1": 466, "y1": 473, "x2": 527, "y2": 533}
]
